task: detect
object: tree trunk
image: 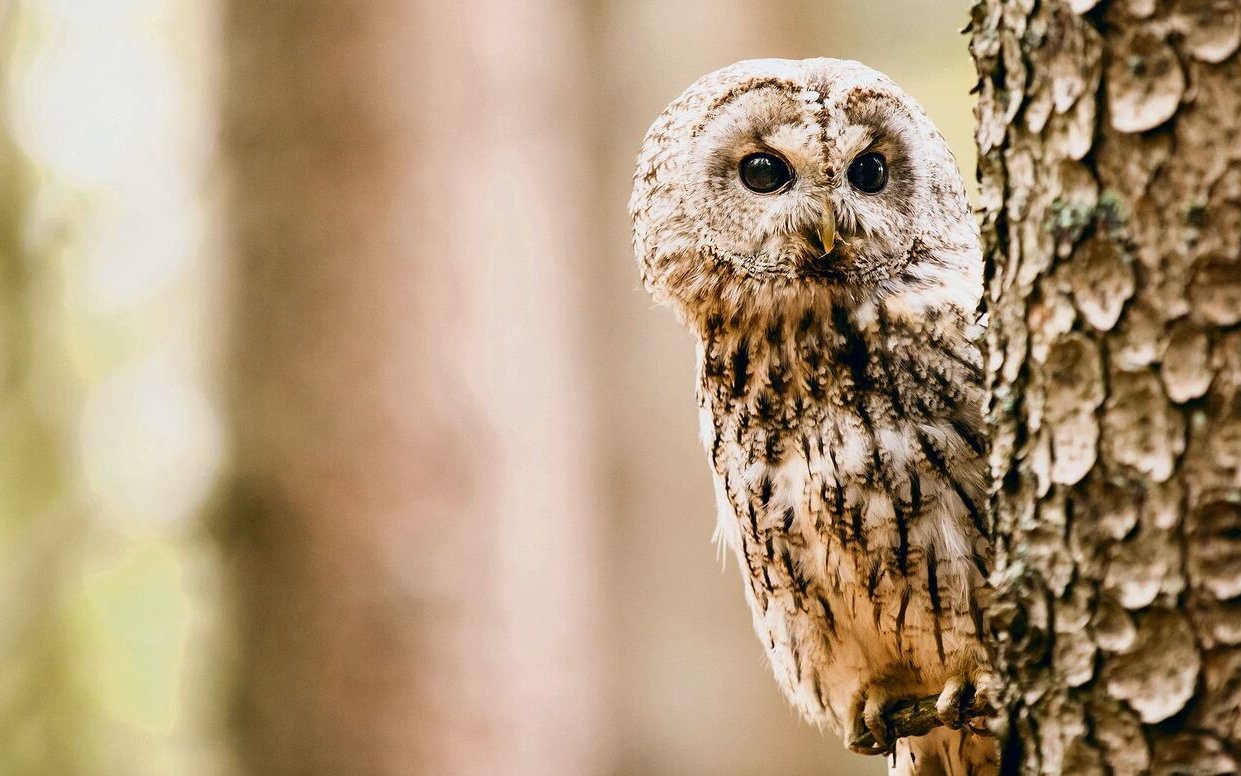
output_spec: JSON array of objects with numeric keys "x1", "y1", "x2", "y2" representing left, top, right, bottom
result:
[
  {"x1": 221, "y1": 2, "x2": 603, "y2": 774},
  {"x1": 973, "y1": 1, "x2": 1241, "y2": 773}
]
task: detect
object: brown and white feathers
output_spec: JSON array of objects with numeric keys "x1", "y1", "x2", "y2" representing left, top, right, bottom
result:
[{"x1": 631, "y1": 58, "x2": 998, "y2": 776}]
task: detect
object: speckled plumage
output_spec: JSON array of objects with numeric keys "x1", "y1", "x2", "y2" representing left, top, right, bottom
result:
[{"x1": 630, "y1": 59, "x2": 997, "y2": 775}]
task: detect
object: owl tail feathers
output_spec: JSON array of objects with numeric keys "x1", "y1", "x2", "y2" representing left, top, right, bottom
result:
[{"x1": 889, "y1": 728, "x2": 999, "y2": 776}]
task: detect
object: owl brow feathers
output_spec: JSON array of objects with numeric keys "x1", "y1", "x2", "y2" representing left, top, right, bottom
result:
[{"x1": 692, "y1": 77, "x2": 806, "y2": 139}]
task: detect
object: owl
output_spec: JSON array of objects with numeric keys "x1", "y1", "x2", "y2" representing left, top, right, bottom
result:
[{"x1": 630, "y1": 59, "x2": 997, "y2": 775}]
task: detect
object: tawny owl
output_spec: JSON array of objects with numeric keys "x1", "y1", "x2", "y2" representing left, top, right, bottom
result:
[{"x1": 630, "y1": 59, "x2": 997, "y2": 775}]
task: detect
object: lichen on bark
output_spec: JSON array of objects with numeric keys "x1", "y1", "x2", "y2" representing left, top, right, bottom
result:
[{"x1": 972, "y1": 0, "x2": 1241, "y2": 772}]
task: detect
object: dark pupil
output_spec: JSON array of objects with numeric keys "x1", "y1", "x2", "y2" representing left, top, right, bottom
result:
[
  {"x1": 848, "y1": 152, "x2": 888, "y2": 193},
  {"x1": 739, "y1": 153, "x2": 791, "y2": 193}
]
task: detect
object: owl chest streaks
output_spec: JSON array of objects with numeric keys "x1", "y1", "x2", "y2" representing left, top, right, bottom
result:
[{"x1": 696, "y1": 297, "x2": 989, "y2": 728}]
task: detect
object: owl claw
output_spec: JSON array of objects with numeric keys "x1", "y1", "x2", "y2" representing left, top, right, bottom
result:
[
  {"x1": 935, "y1": 669, "x2": 997, "y2": 732},
  {"x1": 847, "y1": 667, "x2": 998, "y2": 754},
  {"x1": 935, "y1": 675, "x2": 970, "y2": 730},
  {"x1": 847, "y1": 681, "x2": 900, "y2": 756}
]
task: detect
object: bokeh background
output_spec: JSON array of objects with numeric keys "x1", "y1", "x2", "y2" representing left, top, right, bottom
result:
[{"x1": 0, "y1": 0, "x2": 975, "y2": 774}]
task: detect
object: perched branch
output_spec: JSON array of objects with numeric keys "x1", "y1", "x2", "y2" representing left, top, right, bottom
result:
[{"x1": 850, "y1": 693, "x2": 995, "y2": 755}]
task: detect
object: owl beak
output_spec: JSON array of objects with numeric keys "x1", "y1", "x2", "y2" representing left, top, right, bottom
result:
[{"x1": 816, "y1": 206, "x2": 836, "y2": 257}]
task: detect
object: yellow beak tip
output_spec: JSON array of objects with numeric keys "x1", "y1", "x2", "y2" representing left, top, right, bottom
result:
[{"x1": 817, "y1": 209, "x2": 836, "y2": 253}]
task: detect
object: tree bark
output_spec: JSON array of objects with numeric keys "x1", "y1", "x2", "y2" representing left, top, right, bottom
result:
[
  {"x1": 973, "y1": 1, "x2": 1241, "y2": 773},
  {"x1": 221, "y1": 2, "x2": 603, "y2": 774}
]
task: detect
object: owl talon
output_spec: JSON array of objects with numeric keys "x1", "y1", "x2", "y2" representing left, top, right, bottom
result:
[
  {"x1": 935, "y1": 675, "x2": 969, "y2": 730},
  {"x1": 848, "y1": 724, "x2": 891, "y2": 756},
  {"x1": 847, "y1": 681, "x2": 900, "y2": 756},
  {"x1": 935, "y1": 668, "x2": 997, "y2": 732},
  {"x1": 864, "y1": 707, "x2": 893, "y2": 753}
]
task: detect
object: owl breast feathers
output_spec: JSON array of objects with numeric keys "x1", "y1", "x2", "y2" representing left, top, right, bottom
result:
[{"x1": 630, "y1": 59, "x2": 998, "y2": 776}]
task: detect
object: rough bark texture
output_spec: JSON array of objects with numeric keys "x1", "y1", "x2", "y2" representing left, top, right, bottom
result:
[
  {"x1": 973, "y1": 1, "x2": 1241, "y2": 773},
  {"x1": 221, "y1": 2, "x2": 603, "y2": 774}
]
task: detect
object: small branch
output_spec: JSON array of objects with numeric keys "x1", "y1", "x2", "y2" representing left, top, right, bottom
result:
[{"x1": 850, "y1": 693, "x2": 995, "y2": 755}]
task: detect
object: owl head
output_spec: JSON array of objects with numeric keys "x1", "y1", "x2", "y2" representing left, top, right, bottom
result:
[{"x1": 630, "y1": 58, "x2": 980, "y2": 325}]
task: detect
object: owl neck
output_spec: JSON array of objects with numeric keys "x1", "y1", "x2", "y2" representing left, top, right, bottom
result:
[{"x1": 693, "y1": 289, "x2": 984, "y2": 464}]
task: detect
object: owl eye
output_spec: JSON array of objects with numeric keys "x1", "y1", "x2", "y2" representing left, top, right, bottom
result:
[
  {"x1": 738, "y1": 152, "x2": 793, "y2": 194},
  {"x1": 847, "y1": 152, "x2": 888, "y2": 194}
]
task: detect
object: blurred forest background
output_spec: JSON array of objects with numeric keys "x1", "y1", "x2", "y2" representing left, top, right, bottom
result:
[{"x1": 0, "y1": 0, "x2": 975, "y2": 774}]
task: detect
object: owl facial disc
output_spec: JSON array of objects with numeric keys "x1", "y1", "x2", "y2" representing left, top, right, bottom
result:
[{"x1": 631, "y1": 57, "x2": 983, "y2": 318}]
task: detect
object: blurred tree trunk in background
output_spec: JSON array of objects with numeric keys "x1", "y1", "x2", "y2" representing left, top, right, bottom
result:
[
  {"x1": 975, "y1": 1, "x2": 1241, "y2": 772},
  {"x1": 221, "y1": 2, "x2": 604, "y2": 775}
]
